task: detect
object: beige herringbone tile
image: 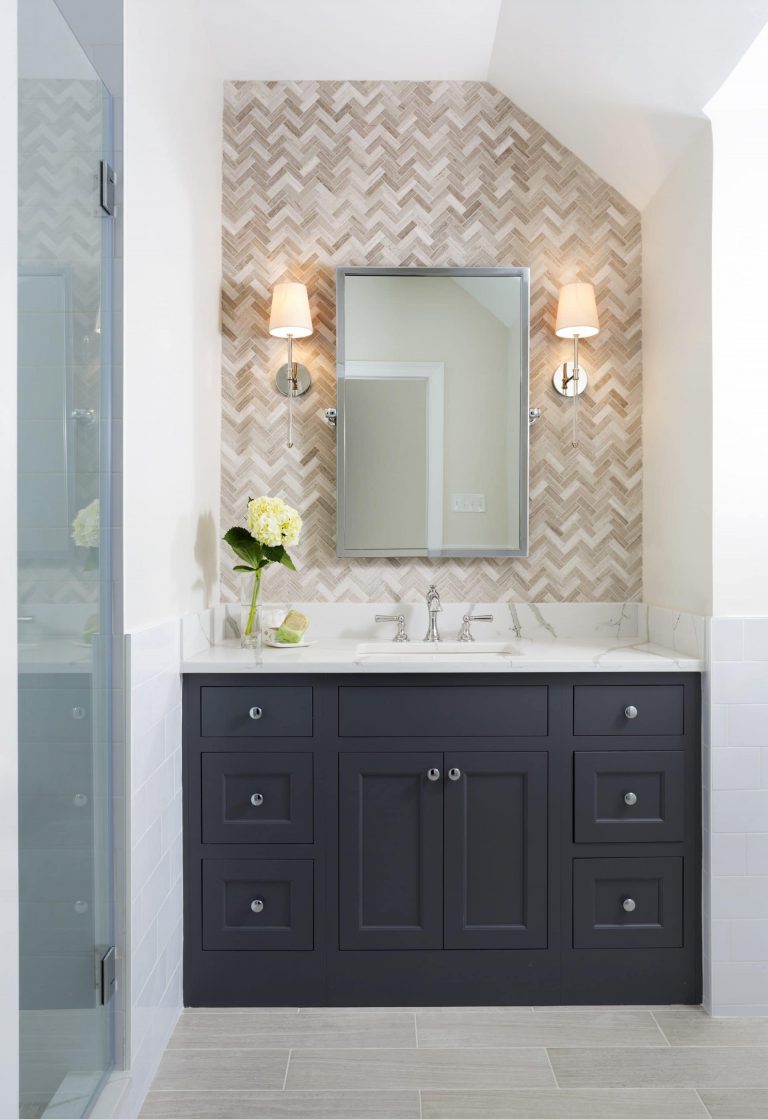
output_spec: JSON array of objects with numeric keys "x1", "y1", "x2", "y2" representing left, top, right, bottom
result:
[{"x1": 220, "y1": 81, "x2": 642, "y2": 604}]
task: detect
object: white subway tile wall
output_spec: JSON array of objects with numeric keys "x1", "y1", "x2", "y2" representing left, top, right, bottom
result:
[
  {"x1": 126, "y1": 620, "x2": 183, "y2": 1113},
  {"x1": 709, "y1": 618, "x2": 768, "y2": 1014}
]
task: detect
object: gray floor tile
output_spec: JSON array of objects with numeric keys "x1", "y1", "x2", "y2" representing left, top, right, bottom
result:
[
  {"x1": 170, "y1": 1008, "x2": 416, "y2": 1049},
  {"x1": 655, "y1": 1011, "x2": 768, "y2": 1047},
  {"x1": 698, "y1": 1090, "x2": 768, "y2": 1118},
  {"x1": 417, "y1": 1008, "x2": 667, "y2": 1048},
  {"x1": 286, "y1": 1047, "x2": 555, "y2": 1090},
  {"x1": 297, "y1": 1006, "x2": 534, "y2": 1016},
  {"x1": 140, "y1": 1089, "x2": 421, "y2": 1119},
  {"x1": 151, "y1": 1048, "x2": 289, "y2": 1092},
  {"x1": 548, "y1": 1046, "x2": 768, "y2": 1089},
  {"x1": 532, "y1": 1004, "x2": 698, "y2": 1013},
  {"x1": 422, "y1": 1088, "x2": 709, "y2": 1118}
]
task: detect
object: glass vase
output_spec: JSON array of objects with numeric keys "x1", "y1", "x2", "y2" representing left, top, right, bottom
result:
[{"x1": 240, "y1": 571, "x2": 262, "y2": 650}]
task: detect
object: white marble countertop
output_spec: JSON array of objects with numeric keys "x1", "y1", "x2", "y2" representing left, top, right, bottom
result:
[{"x1": 182, "y1": 636, "x2": 702, "y2": 674}]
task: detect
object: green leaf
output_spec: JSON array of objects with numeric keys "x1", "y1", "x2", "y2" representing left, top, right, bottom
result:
[
  {"x1": 223, "y1": 527, "x2": 263, "y2": 569},
  {"x1": 260, "y1": 543, "x2": 297, "y2": 572},
  {"x1": 232, "y1": 564, "x2": 255, "y2": 573}
]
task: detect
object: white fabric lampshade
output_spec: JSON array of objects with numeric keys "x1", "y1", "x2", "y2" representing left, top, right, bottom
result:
[
  {"x1": 269, "y1": 282, "x2": 313, "y2": 338},
  {"x1": 555, "y1": 282, "x2": 600, "y2": 338}
]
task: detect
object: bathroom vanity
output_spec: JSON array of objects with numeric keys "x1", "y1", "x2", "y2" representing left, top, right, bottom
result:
[{"x1": 182, "y1": 662, "x2": 701, "y2": 1007}]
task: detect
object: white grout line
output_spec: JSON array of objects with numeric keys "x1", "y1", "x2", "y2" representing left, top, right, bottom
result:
[
  {"x1": 650, "y1": 1010, "x2": 672, "y2": 1046},
  {"x1": 282, "y1": 1050, "x2": 292, "y2": 1091},
  {"x1": 543, "y1": 1047, "x2": 559, "y2": 1088},
  {"x1": 695, "y1": 1088, "x2": 715, "y2": 1118}
]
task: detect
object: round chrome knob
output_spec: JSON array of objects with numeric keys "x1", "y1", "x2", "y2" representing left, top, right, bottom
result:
[
  {"x1": 250, "y1": 793, "x2": 264, "y2": 807},
  {"x1": 250, "y1": 899, "x2": 264, "y2": 913},
  {"x1": 249, "y1": 706, "x2": 263, "y2": 720},
  {"x1": 624, "y1": 705, "x2": 638, "y2": 720},
  {"x1": 426, "y1": 768, "x2": 441, "y2": 782},
  {"x1": 72, "y1": 706, "x2": 86, "y2": 720},
  {"x1": 448, "y1": 768, "x2": 462, "y2": 781},
  {"x1": 73, "y1": 793, "x2": 88, "y2": 808},
  {"x1": 622, "y1": 897, "x2": 636, "y2": 913},
  {"x1": 624, "y1": 791, "x2": 638, "y2": 806}
]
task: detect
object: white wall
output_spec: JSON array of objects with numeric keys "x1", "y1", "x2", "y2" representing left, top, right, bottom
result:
[
  {"x1": 708, "y1": 32, "x2": 768, "y2": 615},
  {"x1": 642, "y1": 127, "x2": 713, "y2": 616},
  {"x1": 0, "y1": 3, "x2": 19, "y2": 1111},
  {"x1": 123, "y1": 0, "x2": 222, "y2": 634}
]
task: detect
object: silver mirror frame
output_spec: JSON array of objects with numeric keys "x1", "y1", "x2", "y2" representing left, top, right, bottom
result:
[{"x1": 335, "y1": 266, "x2": 530, "y2": 559}]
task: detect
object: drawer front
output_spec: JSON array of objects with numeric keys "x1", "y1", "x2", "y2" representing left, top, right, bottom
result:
[
  {"x1": 201, "y1": 753, "x2": 313, "y2": 844},
  {"x1": 200, "y1": 686, "x2": 313, "y2": 738},
  {"x1": 573, "y1": 857, "x2": 683, "y2": 949},
  {"x1": 573, "y1": 685, "x2": 684, "y2": 737},
  {"x1": 339, "y1": 685, "x2": 548, "y2": 738},
  {"x1": 574, "y1": 751, "x2": 685, "y2": 843},
  {"x1": 202, "y1": 859, "x2": 313, "y2": 951}
]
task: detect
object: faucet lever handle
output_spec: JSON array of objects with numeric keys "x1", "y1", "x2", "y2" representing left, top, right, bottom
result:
[
  {"x1": 457, "y1": 613, "x2": 494, "y2": 642},
  {"x1": 375, "y1": 614, "x2": 409, "y2": 642}
]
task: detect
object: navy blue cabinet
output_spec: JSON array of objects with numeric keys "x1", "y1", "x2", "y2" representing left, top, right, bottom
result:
[{"x1": 183, "y1": 672, "x2": 701, "y2": 1007}]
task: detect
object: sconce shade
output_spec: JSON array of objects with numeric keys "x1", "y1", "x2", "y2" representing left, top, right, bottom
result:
[
  {"x1": 555, "y1": 282, "x2": 600, "y2": 339},
  {"x1": 269, "y1": 282, "x2": 313, "y2": 339}
]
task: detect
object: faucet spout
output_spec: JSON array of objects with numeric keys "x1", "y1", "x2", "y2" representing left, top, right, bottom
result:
[{"x1": 424, "y1": 584, "x2": 442, "y2": 643}]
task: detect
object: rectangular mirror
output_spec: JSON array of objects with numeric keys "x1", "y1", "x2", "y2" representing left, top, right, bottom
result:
[{"x1": 336, "y1": 267, "x2": 530, "y2": 557}]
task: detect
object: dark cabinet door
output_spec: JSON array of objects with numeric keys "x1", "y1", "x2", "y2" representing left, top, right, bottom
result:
[
  {"x1": 339, "y1": 752, "x2": 443, "y2": 950},
  {"x1": 444, "y1": 751, "x2": 548, "y2": 949}
]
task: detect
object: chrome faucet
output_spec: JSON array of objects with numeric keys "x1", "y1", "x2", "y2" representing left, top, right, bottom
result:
[{"x1": 424, "y1": 584, "x2": 442, "y2": 642}]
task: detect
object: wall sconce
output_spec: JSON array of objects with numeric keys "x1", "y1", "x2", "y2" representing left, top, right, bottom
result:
[
  {"x1": 269, "y1": 281, "x2": 313, "y2": 449},
  {"x1": 552, "y1": 282, "x2": 600, "y2": 448}
]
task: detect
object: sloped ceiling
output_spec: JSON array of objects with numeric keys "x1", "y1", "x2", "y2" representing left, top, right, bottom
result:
[
  {"x1": 489, "y1": 0, "x2": 768, "y2": 208},
  {"x1": 202, "y1": 0, "x2": 768, "y2": 209}
]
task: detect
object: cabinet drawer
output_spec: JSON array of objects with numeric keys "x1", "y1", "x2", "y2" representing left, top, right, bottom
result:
[
  {"x1": 200, "y1": 686, "x2": 312, "y2": 738},
  {"x1": 574, "y1": 751, "x2": 685, "y2": 843},
  {"x1": 201, "y1": 753, "x2": 313, "y2": 844},
  {"x1": 339, "y1": 685, "x2": 548, "y2": 738},
  {"x1": 202, "y1": 859, "x2": 313, "y2": 951},
  {"x1": 573, "y1": 857, "x2": 683, "y2": 948},
  {"x1": 573, "y1": 685, "x2": 684, "y2": 737}
]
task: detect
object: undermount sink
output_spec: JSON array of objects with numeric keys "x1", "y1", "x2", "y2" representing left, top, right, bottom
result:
[{"x1": 356, "y1": 640, "x2": 521, "y2": 662}]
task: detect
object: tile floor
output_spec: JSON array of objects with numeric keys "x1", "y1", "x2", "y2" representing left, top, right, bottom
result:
[{"x1": 139, "y1": 1006, "x2": 768, "y2": 1118}]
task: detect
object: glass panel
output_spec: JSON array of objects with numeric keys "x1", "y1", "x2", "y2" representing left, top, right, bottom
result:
[{"x1": 17, "y1": 2, "x2": 115, "y2": 1116}]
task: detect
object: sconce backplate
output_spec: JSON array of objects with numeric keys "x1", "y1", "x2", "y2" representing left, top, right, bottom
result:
[
  {"x1": 552, "y1": 361, "x2": 588, "y2": 398},
  {"x1": 276, "y1": 363, "x2": 311, "y2": 397}
]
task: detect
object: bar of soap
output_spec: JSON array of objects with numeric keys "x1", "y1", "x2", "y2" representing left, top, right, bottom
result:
[{"x1": 274, "y1": 610, "x2": 309, "y2": 644}]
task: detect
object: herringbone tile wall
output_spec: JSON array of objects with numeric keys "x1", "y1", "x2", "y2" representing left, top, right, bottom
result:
[{"x1": 221, "y1": 81, "x2": 642, "y2": 603}]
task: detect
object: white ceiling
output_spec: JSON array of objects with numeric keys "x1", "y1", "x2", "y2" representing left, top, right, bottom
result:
[
  {"x1": 202, "y1": 0, "x2": 768, "y2": 209},
  {"x1": 489, "y1": 0, "x2": 768, "y2": 209},
  {"x1": 204, "y1": 0, "x2": 504, "y2": 81}
]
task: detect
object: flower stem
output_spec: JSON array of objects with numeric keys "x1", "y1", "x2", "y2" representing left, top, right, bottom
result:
[{"x1": 244, "y1": 570, "x2": 261, "y2": 637}]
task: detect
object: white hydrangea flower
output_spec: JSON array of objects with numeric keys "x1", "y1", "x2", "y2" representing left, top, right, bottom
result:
[
  {"x1": 247, "y1": 496, "x2": 302, "y2": 548},
  {"x1": 71, "y1": 498, "x2": 99, "y2": 549}
]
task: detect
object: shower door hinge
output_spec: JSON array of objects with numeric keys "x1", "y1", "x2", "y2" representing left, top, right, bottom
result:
[
  {"x1": 100, "y1": 945, "x2": 117, "y2": 1005},
  {"x1": 99, "y1": 161, "x2": 115, "y2": 216}
]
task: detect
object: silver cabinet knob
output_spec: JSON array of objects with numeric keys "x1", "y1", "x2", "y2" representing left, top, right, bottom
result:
[
  {"x1": 250, "y1": 899, "x2": 264, "y2": 913},
  {"x1": 72, "y1": 706, "x2": 86, "y2": 720},
  {"x1": 426, "y1": 768, "x2": 441, "y2": 782},
  {"x1": 622, "y1": 897, "x2": 636, "y2": 913},
  {"x1": 250, "y1": 793, "x2": 264, "y2": 807},
  {"x1": 249, "y1": 706, "x2": 263, "y2": 720},
  {"x1": 624, "y1": 705, "x2": 638, "y2": 720},
  {"x1": 448, "y1": 767, "x2": 462, "y2": 781},
  {"x1": 624, "y1": 791, "x2": 638, "y2": 806}
]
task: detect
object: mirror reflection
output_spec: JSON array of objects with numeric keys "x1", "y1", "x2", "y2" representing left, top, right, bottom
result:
[{"x1": 337, "y1": 269, "x2": 529, "y2": 557}]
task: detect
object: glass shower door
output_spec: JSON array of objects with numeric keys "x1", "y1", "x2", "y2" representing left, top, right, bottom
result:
[{"x1": 17, "y1": 3, "x2": 116, "y2": 1115}]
